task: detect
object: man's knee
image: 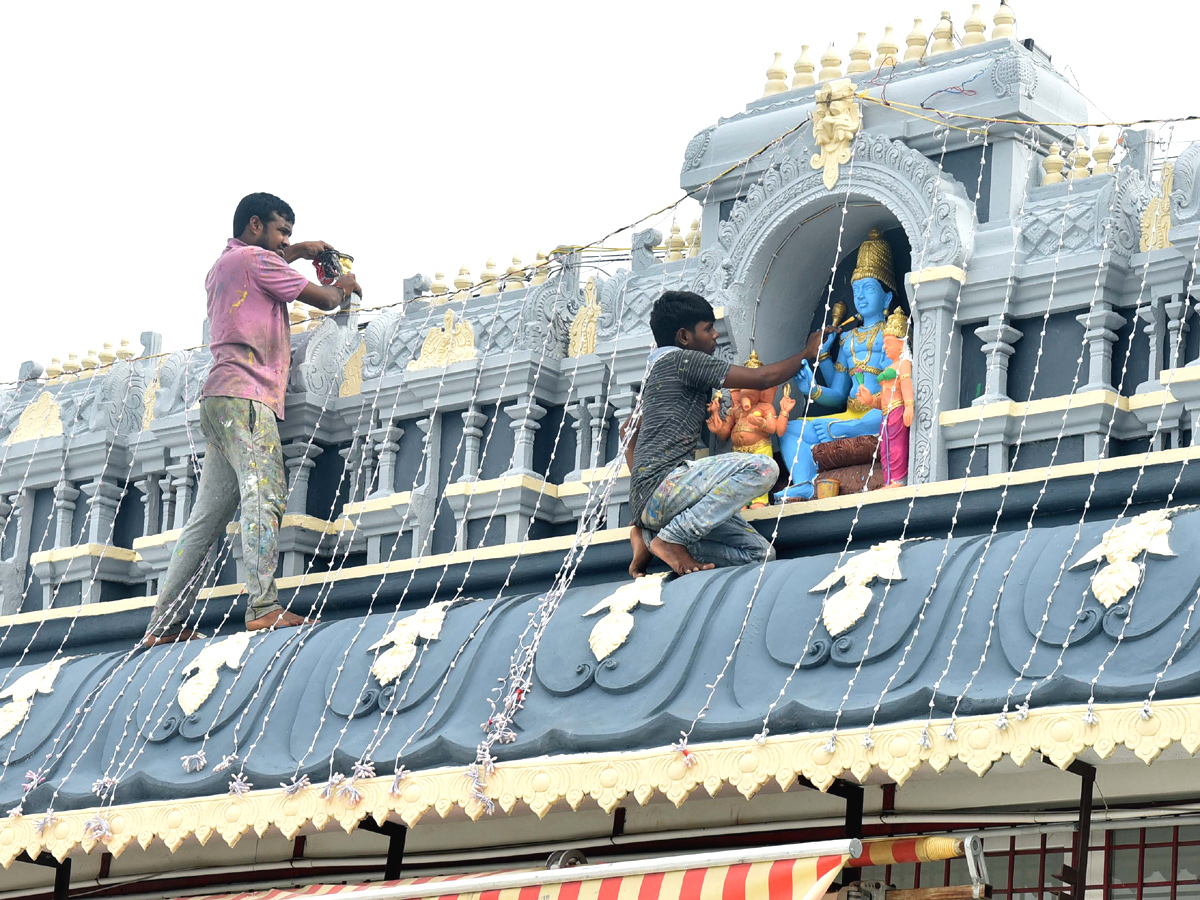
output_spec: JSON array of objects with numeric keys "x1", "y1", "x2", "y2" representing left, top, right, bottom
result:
[{"x1": 739, "y1": 455, "x2": 778, "y2": 489}]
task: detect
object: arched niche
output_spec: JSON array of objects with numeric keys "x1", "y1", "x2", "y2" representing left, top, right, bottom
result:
[{"x1": 692, "y1": 131, "x2": 977, "y2": 362}]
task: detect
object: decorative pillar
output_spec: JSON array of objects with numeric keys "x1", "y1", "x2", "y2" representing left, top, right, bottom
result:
[
  {"x1": 167, "y1": 459, "x2": 195, "y2": 531},
  {"x1": 972, "y1": 315, "x2": 1022, "y2": 405},
  {"x1": 283, "y1": 442, "x2": 323, "y2": 516},
  {"x1": 607, "y1": 390, "x2": 639, "y2": 464},
  {"x1": 1139, "y1": 296, "x2": 1167, "y2": 385},
  {"x1": 909, "y1": 278, "x2": 962, "y2": 484},
  {"x1": 459, "y1": 405, "x2": 487, "y2": 483},
  {"x1": 0, "y1": 495, "x2": 12, "y2": 554},
  {"x1": 53, "y1": 479, "x2": 80, "y2": 549},
  {"x1": 370, "y1": 423, "x2": 404, "y2": 498},
  {"x1": 409, "y1": 415, "x2": 441, "y2": 554},
  {"x1": 504, "y1": 400, "x2": 547, "y2": 477},
  {"x1": 587, "y1": 397, "x2": 611, "y2": 469},
  {"x1": 81, "y1": 478, "x2": 123, "y2": 544},
  {"x1": 1076, "y1": 304, "x2": 1126, "y2": 392},
  {"x1": 565, "y1": 400, "x2": 591, "y2": 479},
  {"x1": 135, "y1": 474, "x2": 162, "y2": 537},
  {"x1": 0, "y1": 491, "x2": 31, "y2": 615},
  {"x1": 1165, "y1": 296, "x2": 1191, "y2": 370}
]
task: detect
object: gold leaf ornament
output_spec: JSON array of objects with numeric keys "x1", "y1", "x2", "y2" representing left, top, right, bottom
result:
[
  {"x1": 0, "y1": 657, "x2": 75, "y2": 739},
  {"x1": 1071, "y1": 507, "x2": 1189, "y2": 608},
  {"x1": 177, "y1": 633, "x2": 250, "y2": 716},
  {"x1": 810, "y1": 541, "x2": 906, "y2": 637},
  {"x1": 368, "y1": 600, "x2": 463, "y2": 686},
  {"x1": 582, "y1": 573, "x2": 668, "y2": 661}
]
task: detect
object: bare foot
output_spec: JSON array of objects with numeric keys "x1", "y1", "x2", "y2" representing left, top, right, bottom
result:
[
  {"x1": 246, "y1": 609, "x2": 318, "y2": 631},
  {"x1": 142, "y1": 627, "x2": 202, "y2": 648},
  {"x1": 649, "y1": 537, "x2": 715, "y2": 576},
  {"x1": 629, "y1": 526, "x2": 653, "y2": 578}
]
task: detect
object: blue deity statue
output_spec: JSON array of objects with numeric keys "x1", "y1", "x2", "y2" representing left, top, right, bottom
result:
[{"x1": 777, "y1": 228, "x2": 900, "y2": 500}]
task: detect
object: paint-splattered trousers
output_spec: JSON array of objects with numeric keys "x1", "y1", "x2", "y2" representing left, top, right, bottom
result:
[
  {"x1": 146, "y1": 397, "x2": 286, "y2": 637},
  {"x1": 638, "y1": 453, "x2": 778, "y2": 569}
]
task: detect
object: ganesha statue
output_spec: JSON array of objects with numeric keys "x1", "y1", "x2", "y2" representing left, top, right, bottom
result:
[
  {"x1": 777, "y1": 228, "x2": 908, "y2": 500},
  {"x1": 706, "y1": 351, "x2": 795, "y2": 507}
]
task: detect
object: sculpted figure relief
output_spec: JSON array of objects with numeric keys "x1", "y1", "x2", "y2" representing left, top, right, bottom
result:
[
  {"x1": 777, "y1": 228, "x2": 906, "y2": 500},
  {"x1": 705, "y1": 351, "x2": 795, "y2": 508}
]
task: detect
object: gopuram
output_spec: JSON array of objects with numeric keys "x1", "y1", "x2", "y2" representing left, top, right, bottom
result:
[{"x1": 6, "y1": 4, "x2": 1200, "y2": 897}]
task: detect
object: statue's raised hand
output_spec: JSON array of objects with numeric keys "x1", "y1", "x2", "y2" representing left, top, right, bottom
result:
[
  {"x1": 794, "y1": 362, "x2": 814, "y2": 396},
  {"x1": 779, "y1": 393, "x2": 796, "y2": 417},
  {"x1": 706, "y1": 394, "x2": 724, "y2": 430}
]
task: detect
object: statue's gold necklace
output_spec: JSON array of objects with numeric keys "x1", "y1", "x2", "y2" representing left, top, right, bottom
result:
[{"x1": 849, "y1": 322, "x2": 885, "y2": 375}]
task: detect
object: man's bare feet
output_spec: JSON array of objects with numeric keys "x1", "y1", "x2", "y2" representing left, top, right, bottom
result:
[
  {"x1": 649, "y1": 536, "x2": 715, "y2": 576},
  {"x1": 246, "y1": 609, "x2": 318, "y2": 631},
  {"x1": 629, "y1": 526, "x2": 653, "y2": 578},
  {"x1": 142, "y1": 627, "x2": 202, "y2": 648}
]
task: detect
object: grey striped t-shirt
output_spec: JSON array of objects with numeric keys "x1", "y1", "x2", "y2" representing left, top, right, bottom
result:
[{"x1": 629, "y1": 347, "x2": 731, "y2": 524}]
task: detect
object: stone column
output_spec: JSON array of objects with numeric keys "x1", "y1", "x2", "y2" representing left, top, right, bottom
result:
[
  {"x1": 167, "y1": 459, "x2": 195, "y2": 530},
  {"x1": 607, "y1": 390, "x2": 639, "y2": 464},
  {"x1": 0, "y1": 491, "x2": 31, "y2": 615},
  {"x1": 409, "y1": 415, "x2": 441, "y2": 553},
  {"x1": 53, "y1": 480, "x2": 80, "y2": 549},
  {"x1": 1139, "y1": 296, "x2": 1167, "y2": 385},
  {"x1": 459, "y1": 405, "x2": 487, "y2": 483},
  {"x1": 504, "y1": 400, "x2": 547, "y2": 477},
  {"x1": 135, "y1": 474, "x2": 162, "y2": 537},
  {"x1": 0, "y1": 495, "x2": 12, "y2": 555},
  {"x1": 370, "y1": 423, "x2": 404, "y2": 498},
  {"x1": 81, "y1": 478, "x2": 123, "y2": 544},
  {"x1": 972, "y1": 315, "x2": 1022, "y2": 405},
  {"x1": 587, "y1": 397, "x2": 611, "y2": 469},
  {"x1": 283, "y1": 442, "x2": 323, "y2": 516},
  {"x1": 1166, "y1": 297, "x2": 1191, "y2": 371},
  {"x1": 565, "y1": 400, "x2": 590, "y2": 480},
  {"x1": 1076, "y1": 304, "x2": 1126, "y2": 392},
  {"x1": 909, "y1": 278, "x2": 962, "y2": 484}
]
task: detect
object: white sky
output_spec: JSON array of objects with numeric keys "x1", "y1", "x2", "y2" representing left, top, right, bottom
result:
[{"x1": 3, "y1": 1, "x2": 1195, "y2": 377}]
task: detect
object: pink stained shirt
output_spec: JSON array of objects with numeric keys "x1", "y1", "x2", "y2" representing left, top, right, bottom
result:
[{"x1": 202, "y1": 238, "x2": 311, "y2": 420}]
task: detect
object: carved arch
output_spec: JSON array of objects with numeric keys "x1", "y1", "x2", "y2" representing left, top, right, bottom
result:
[{"x1": 691, "y1": 131, "x2": 977, "y2": 353}]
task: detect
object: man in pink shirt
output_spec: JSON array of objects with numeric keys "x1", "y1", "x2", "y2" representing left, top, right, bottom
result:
[{"x1": 143, "y1": 193, "x2": 361, "y2": 647}]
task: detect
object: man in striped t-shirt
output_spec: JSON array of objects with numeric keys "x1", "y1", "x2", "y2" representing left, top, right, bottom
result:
[{"x1": 623, "y1": 291, "x2": 814, "y2": 577}]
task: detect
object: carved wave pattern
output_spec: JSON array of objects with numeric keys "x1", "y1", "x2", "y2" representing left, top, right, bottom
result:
[{"x1": 7, "y1": 507, "x2": 1200, "y2": 815}]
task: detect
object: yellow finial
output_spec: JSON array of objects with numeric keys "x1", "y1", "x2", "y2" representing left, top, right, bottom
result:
[
  {"x1": 117, "y1": 338, "x2": 135, "y2": 361},
  {"x1": 818, "y1": 44, "x2": 843, "y2": 82},
  {"x1": 883, "y1": 307, "x2": 910, "y2": 338},
  {"x1": 847, "y1": 33, "x2": 872, "y2": 74},
  {"x1": 764, "y1": 52, "x2": 789, "y2": 96},
  {"x1": 454, "y1": 265, "x2": 473, "y2": 301},
  {"x1": 666, "y1": 222, "x2": 687, "y2": 262},
  {"x1": 931, "y1": 11, "x2": 954, "y2": 55},
  {"x1": 504, "y1": 256, "x2": 526, "y2": 292},
  {"x1": 1066, "y1": 135, "x2": 1091, "y2": 181},
  {"x1": 744, "y1": 350, "x2": 764, "y2": 369},
  {"x1": 875, "y1": 27, "x2": 900, "y2": 68},
  {"x1": 480, "y1": 258, "x2": 500, "y2": 295},
  {"x1": 792, "y1": 45, "x2": 815, "y2": 89},
  {"x1": 1091, "y1": 129, "x2": 1116, "y2": 175},
  {"x1": 992, "y1": 0, "x2": 1016, "y2": 40},
  {"x1": 45, "y1": 358, "x2": 63, "y2": 383},
  {"x1": 684, "y1": 219, "x2": 701, "y2": 257},
  {"x1": 429, "y1": 270, "x2": 449, "y2": 302},
  {"x1": 851, "y1": 228, "x2": 897, "y2": 292},
  {"x1": 904, "y1": 18, "x2": 927, "y2": 61},
  {"x1": 80, "y1": 349, "x2": 99, "y2": 378},
  {"x1": 1042, "y1": 143, "x2": 1065, "y2": 185},
  {"x1": 98, "y1": 342, "x2": 117, "y2": 368},
  {"x1": 63, "y1": 353, "x2": 81, "y2": 377},
  {"x1": 962, "y1": 4, "x2": 987, "y2": 46},
  {"x1": 530, "y1": 251, "x2": 551, "y2": 286}
]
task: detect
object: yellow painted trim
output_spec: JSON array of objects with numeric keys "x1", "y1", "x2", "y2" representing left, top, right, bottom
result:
[
  {"x1": 341, "y1": 491, "x2": 414, "y2": 518},
  {"x1": 938, "y1": 390, "x2": 1174, "y2": 426},
  {"x1": 557, "y1": 465, "x2": 629, "y2": 498},
  {"x1": 28, "y1": 544, "x2": 141, "y2": 566},
  {"x1": 132, "y1": 529, "x2": 183, "y2": 551},
  {"x1": 906, "y1": 265, "x2": 966, "y2": 285},
  {"x1": 0, "y1": 594, "x2": 156, "y2": 628},
  {"x1": 1161, "y1": 366, "x2": 1200, "y2": 386},
  {"x1": 442, "y1": 474, "x2": 559, "y2": 500},
  {"x1": 1, "y1": 696, "x2": 1194, "y2": 865},
  {"x1": 280, "y1": 514, "x2": 356, "y2": 534}
]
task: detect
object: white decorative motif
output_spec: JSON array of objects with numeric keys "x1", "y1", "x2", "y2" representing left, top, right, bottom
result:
[
  {"x1": 582, "y1": 573, "x2": 669, "y2": 661},
  {"x1": 368, "y1": 601, "x2": 459, "y2": 686},
  {"x1": 810, "y1": 541, "x2": 906, "y2": 636},
  {"x1": 1070, "y1": 508, "x2": 1187, "y2": 608},
  {"x1": 0, "y1": 658, "x2": 74, "y2": 739},
  {"x1": 810, "y1": 79, "x2": 861, "y2": 190},
  {"x1": 990, "y1": 52, "x2": 1037, "y2": 99},
  {"x1": 177, "y1": 633, "x2": 250, "y2": 716}
]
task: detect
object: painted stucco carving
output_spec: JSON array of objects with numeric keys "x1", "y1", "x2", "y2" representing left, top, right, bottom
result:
[
  {"x1": 810, "y1": 540, "x2": 906, "y2": 636},
  {"x1": 810, "y1": 79, "x2": 862, "y2": 190},
  {"x1": 177, "y1": 633, "x2": 249, "y2": 716},
  {"x1": 1070, "y1": 507, "x2": 1186, "y2": 609},
  {"x1": 682, "y1": 126, "x2": 715, "y2": 172},
  {"x1": 0, "y1": 657, "x2": 73, "y2": 739},
  {"x1": 582, "y1": 573, "x2": 667, "y2": 661}
]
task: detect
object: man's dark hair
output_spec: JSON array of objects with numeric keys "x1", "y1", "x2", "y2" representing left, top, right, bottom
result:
[
  {"x1": 232, "y1": 192, "x2": 295, "y2": 238},
  {"x1": 650, "y1": 290, "x2": 716, "y2": 347}
]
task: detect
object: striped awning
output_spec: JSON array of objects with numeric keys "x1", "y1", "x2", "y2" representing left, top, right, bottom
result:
[{"x1": 185, "y1": 841, "x2": 853, "y2": 900}]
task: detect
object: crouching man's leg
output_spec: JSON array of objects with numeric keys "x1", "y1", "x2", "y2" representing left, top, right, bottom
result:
[{"x1": 642, "y1": 453, "x2": 778, "y2": 575}]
